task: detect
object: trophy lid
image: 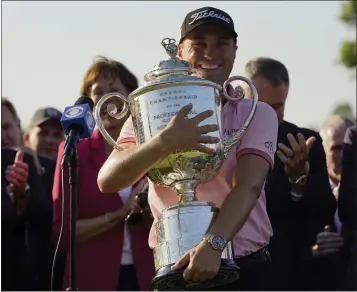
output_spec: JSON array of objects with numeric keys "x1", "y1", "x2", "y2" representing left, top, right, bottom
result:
[
  {"x1": 128, "y1": 37, "x2": 220, "y2": 100},
  {"x1": 144, "y1": 38, "x2": 194, "y2": 81}
]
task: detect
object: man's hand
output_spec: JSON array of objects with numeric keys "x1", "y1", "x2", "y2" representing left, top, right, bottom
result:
[
  {"x1": 312, "y1": 225, "x2": 344, "y2": 257},
  {"x1": 277, "y1": 133, "x2": 315, "y2": 181},
  {"x1": 160, "y1": 104, "x2": 220, "y2": 155},
  {"x1": 5, "y1": 151, "x2": 29, "y2": 196},
  {"x1": 171, "y1": 241, "x2": 222, "y2": 282},
  {"x1": 3, "y1": 145, "x2": 43, "y2": 175},
  {"x1": 124, "y1": 178, "x2": 149, "y2": 214},
  {"x1": 18, "y1": 146, "x2": 44, "y2": 176}
]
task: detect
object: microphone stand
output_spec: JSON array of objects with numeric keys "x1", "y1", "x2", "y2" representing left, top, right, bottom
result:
[{"x1": 66, "y1": 145, "x2": 78, "y2": 291}]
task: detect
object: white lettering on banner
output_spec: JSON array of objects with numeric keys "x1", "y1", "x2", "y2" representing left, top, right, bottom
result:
[{"x1": 189, "y1": 10, "x2": 231, "y2": 25}]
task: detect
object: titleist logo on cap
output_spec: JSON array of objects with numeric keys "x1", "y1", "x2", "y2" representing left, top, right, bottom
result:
[{"x1": 189, "y1": 9, "x2": 231, "y2": 25}]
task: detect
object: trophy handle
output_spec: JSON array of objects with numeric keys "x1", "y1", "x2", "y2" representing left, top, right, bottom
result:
[
  {"x1": 221, "y1": 76, "x2": 259, "y2": 155},
  {"x1": 94, "y1": 92, "x2": 129, "y2": 152}
]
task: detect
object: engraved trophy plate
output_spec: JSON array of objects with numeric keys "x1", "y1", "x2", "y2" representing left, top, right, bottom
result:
[
  {"x1": 134, "y1": 85, "x2": 221, "y2": 144},
  {"x1": 94, "y1": 37, "x2": 259, "y2": 291}
]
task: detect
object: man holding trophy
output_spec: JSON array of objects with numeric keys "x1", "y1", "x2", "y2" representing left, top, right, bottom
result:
[{"x1": 97, "y1": 6, "x2": 278, "y2": 291}]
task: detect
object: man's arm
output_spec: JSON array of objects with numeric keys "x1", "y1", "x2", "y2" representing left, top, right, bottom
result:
[
  {"x1": 289, "y1": 133, "x2": 336, "y2": 223},
  {"x1": 98, "y1": 105, "x2": 219, "y2": 193},
  {"x1": 267, "y1": 130, "x2": 336, "y2": 225},
  {"x1": 98, "y1": 136, "x2": 172, "y2": 193},
  {"x1": 170, "y1": 102, "x2": 278, "y2": 281},
  {"x1": 207, "y1": 154, "x2": 270, "y2": 240},
  {"x1": 207, "y1": 101, "x2": 276, "y2": 240}
]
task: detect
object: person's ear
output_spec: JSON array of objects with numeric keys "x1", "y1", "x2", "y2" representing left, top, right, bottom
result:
[
  {"x1": 177, "y1": 43, "x2": 184, "y2": 59},
  {"x1": 23, "y1": 131, "x2": 30, "y2": 146},
  {"x1": 234, "y1": 43, "x2": 238, "y2": 60}
]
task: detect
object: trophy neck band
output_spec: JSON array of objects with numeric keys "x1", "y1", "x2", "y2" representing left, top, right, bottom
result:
[{"x1": 172, "y1": 180, "x2": 200, "y2": 202}]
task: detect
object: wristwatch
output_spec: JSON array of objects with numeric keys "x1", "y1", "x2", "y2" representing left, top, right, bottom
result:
[
  {"x1": 203, "y1": 234, "x2": 227, "y2": 252},
  {"x1": 289, "y1": 161, "x2": 310, "y2": 186},
  {"x1": 289, "y1": 174, "x2": 307, "y2": 186}
]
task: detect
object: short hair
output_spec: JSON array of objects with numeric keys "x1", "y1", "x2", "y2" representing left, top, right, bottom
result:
[
  {"x1": 1, "y1": 97, "x2": 20, "y2": 125},
  {"x1": 80, "y1": 56, "x2": 139, "y2": 97},
  {"x1": 245, "y1": 57, "x2": 290, "y2": 87},
  {"x1": 320, "y1": 115, "x2": 355, "y2": 141}
]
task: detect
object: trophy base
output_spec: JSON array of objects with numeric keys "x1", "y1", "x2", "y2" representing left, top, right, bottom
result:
[{"x1": 151, "y1": 259, "x2": 240, "y2": 291}]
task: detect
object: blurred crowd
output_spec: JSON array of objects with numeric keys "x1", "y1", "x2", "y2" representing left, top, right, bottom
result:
[{"x1": 1, "y1": 6, "x2": 356, "y2": 290}]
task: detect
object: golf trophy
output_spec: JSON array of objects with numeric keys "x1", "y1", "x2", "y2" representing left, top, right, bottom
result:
[{"x1": 94, "y1": 38, "x2": 259, "y2": 290}]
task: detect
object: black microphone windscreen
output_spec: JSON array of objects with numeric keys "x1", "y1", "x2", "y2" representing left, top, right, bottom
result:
[{"x1": 74, "y1": 96, "x2": 94, "y2": 111}]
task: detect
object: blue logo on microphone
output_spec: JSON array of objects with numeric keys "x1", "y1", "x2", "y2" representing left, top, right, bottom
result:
[
  {"x1": 65, "y1": 106, "x2": 84, "y2": 118},
  {"x1": 61, "y1": 103, "x2": 95, "y2": 139}
]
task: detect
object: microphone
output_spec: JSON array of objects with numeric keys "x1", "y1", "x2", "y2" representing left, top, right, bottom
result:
[
  {"x1": 126, "y1": 191, "x2": 149, "y2": 225},
  {"x1": 60, "y1": 96, "x2": 96, "y2": 167}
]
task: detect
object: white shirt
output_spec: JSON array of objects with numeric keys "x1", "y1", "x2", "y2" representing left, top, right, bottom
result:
[
  {"x1": 118, "y1": 186, "x2": 134, "y2": 265},
  {"x1": 329, "y1": 178, "x2": 342, "y2": 233}
]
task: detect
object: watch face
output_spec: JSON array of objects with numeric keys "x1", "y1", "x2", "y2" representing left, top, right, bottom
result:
[
  {"x1": 300, "y1": 176, "x2": 307, "y2": 185},
  {"x1": 211, "y1": 235, "x2": 226, "y2": 250}
]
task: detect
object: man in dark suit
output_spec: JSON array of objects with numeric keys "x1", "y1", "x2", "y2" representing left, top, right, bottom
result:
[
  {"x1": 2, "y1": 99, "x2": 62, "y2": 290},
  {"x1": 338, "y1": 125, "x2": 357, "y2": 290},
  {"x1": 338, "y1": 125, "x2": 356, "y2": 233},
  {"x1": 305, "y1": 116, "x2": 355, "y2": 290},
  {"x1": 1, "y1": 148, "x2": 52, "y2": 291},
  {"x1": 245, "y1": 58, "x2": 337, "y2": 290}
]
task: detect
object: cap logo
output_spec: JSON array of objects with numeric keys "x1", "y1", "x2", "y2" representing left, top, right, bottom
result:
[
  {"x1": 65, "y1": 106, "x2": 84, "y2": 118},
  {"x1": 188, "y1": 9, "x2": 231, "y2": 25}
]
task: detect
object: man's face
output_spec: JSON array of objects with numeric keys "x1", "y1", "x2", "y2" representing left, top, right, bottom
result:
[
  {"x1": 322, "y1": 128, "x2": 347, "y2": 183},
  {"x1": 24, "y1": 120, "x2": 65, "y2": 159},
  {"x1": 178, "y1": 23, "x2": 237, "y2": 85},
  {"x1": 1, "y1": 105, "x2": 21, "y2": 148},
  {"x1": 250, "y1": 75, "x2": 289, "y2": 124}
]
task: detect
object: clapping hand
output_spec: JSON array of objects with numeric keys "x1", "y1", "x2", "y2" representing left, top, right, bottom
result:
[
  {"x1": 276, "y1": 133, "x2": 315, "y2": 182},
  {"x1": 312, "y1": 225, "x2": 343, "y2": 257}
]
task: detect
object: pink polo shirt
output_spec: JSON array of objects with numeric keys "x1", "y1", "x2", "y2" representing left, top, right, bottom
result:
[{"x1": 118, "y1": 98, "x2": 278, "y2": 257}]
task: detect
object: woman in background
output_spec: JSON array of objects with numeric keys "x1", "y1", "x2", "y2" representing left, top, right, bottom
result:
[{"x1": 52, "y1": 56, "x2": 155, "y2": 291}]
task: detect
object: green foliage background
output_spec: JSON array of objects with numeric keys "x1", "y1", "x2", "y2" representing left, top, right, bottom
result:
[{"x1": 339, "y1": 0, "x2": 356, "y2": 69}]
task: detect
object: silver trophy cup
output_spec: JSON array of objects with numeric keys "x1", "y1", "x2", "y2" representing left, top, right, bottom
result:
[{"x1": 95, "y1": 38, "x2": 259, "y2": 290}]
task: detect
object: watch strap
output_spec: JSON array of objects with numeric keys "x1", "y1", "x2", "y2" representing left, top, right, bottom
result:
[
  {"x1": 289, "y1": 162, "x2": 310, "y2": 185},
  {"x1": 203, "y1": 234, "x2": 227, "y2": 252},
  {"x1": 289, "y1": 174, "x2": 307, "y2": 185}
]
